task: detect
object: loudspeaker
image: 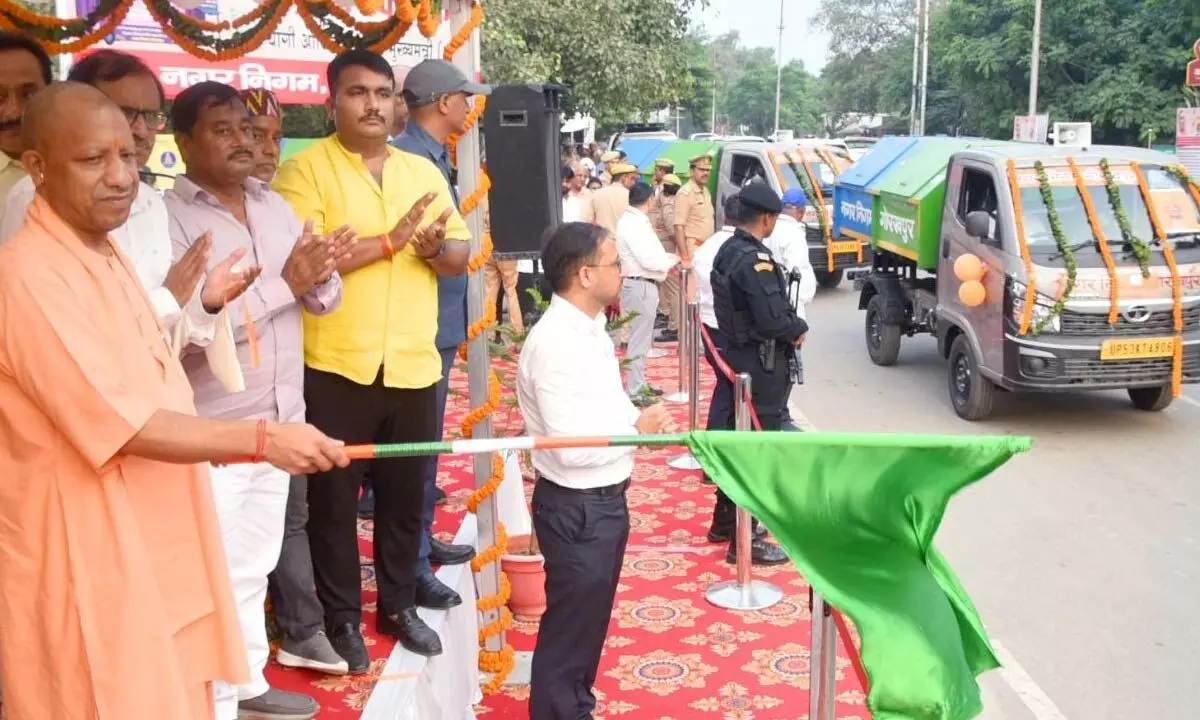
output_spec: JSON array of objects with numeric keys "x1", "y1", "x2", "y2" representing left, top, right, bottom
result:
[{"x1": 483, "y1": 84, "x2": 565, "y2": 258}]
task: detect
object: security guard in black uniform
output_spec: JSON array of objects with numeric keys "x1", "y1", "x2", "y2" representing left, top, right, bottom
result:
[{"x1": 708, "y1": 181, "x2": 808, "y2": 566}]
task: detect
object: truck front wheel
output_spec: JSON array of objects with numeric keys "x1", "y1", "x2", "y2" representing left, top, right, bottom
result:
[
  {"x1": 948, "y1": 335, "x2": 995, "y2": 421},
  {"x1": 815, "y1": 269, "x2": 844, "y2": 289},
  {"x1": 865, "y1": 295, "x2": 901, "y2": 366},
  {"x1": 1128, "y1": 385, "x2": 1173, "y2": 412}
]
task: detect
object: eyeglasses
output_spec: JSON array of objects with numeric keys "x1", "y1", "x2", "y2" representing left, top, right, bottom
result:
[
  {"x1": 587, "y1": 258, "x2": 622, "y2": 271},
  {"x1": 119, "y1": 106, "x2": 169, "y2": 132}
]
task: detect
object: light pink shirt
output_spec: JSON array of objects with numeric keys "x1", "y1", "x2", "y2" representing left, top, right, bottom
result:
[{"x1": 165, "y1": 176, "x2": 342, "y2": 424}]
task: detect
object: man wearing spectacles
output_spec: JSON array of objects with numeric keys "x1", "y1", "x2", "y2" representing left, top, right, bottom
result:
[{"x1": 0, "y1": 50, "x2": 245, "y2": 346}]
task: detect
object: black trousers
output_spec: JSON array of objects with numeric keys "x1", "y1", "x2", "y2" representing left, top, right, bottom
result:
[
  {"x1": 304, "y1": 366, "x2": 438, "y2": 626},
  {"x1": 529, "y1": 478, "x2": 630, "y2": 720},
  {"x1": 703, "y1": 328, "x2": 790, "y2": 531},
  {"x1": 267, "y1": 475, "x2": 324, "y2": 643}
]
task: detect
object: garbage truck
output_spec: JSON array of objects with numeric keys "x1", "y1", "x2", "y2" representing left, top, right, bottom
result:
[
  {"x1": 835, "y1": 137, "x2": 1200, "y2": 420},
  {"x1": 619, "y1": 137, "x2": 870, "y2": 288}
]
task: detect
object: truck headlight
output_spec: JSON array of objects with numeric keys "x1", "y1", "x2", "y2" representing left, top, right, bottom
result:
[{"x1": 1010, "y1": 280, "x2": 1061, "y2": 334}]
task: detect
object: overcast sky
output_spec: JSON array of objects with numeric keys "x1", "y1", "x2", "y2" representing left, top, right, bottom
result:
[{"x1": 694, "y1": 0, "x2": 831, "y2": 74}]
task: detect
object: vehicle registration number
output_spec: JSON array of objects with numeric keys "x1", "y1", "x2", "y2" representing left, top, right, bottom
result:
[
  {"x1": 1099, "y1": 337, "x2": 1176, "y2": 361},
  {"x1": 829, "y1": 240, "x2": 859, "y2": 254}
]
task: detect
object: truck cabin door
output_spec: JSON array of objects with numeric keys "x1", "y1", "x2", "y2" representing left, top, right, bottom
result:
[
  {"x1": 939, "y1": 161, "x2": 1009, "y2": 374},
  {"x1": 717, "y1": 152, "x2": 770, "y2": 226}
]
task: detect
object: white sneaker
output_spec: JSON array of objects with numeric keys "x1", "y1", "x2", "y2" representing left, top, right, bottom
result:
[{"x1": 276, "y1": 630, "x2": 350, "y2": 675}]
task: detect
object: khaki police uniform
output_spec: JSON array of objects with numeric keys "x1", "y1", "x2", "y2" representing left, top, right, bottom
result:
[
  {"x1": 674, "y1": 156, "x2": 715, "y2": 256},
  {"x1": 652, "y1": 173, "x2": 682, "y2": 330},
  {"x1": 591, "y1": 162, "x2": 638, "y2": 236}
]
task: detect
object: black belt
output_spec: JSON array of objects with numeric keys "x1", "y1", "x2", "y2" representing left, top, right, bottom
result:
[
  {"x1": 537, "y1": 476, "x2": 630, "y2": 498},
  {"x1": 625, "y1": 276, "x2": 659, "y2": 285}
]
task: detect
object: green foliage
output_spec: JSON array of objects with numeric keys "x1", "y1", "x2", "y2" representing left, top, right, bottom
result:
[
  {"x1": 700, "y1": 31, "x2": 824, "y2": 137},
  {"x1": 481, "y1": 0, "x2": 700, "y2": 126},
  {"x1": 817, "y1": 0, "x2": 1200, "y2": 145}
]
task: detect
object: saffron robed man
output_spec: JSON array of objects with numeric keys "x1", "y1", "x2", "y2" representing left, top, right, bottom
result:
[
  {"x1": 274, "y1": 49, "x2": 469, "y2": 666},
  {"x1": 0, "y1": 82, "x2": 351, "y2": 720}
]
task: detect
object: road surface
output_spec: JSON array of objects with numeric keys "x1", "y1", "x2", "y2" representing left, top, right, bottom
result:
[{"x1": 788, "y1": 282, "x2": 1199, "y2": 720}]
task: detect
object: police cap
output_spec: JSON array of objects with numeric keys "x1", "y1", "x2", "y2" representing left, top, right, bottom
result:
[
  {"x1": 655, "y1": 157, "x2": 675, "y2": 170},
  {"x1": 689, "y1": 154, "x2": 713, "y2": 170},
  {"x1": 662, "y1": 173, "x2": 682, "y2": 187},
  {"x1": 738, "y1": 181, "x2": 783, "y2": 214}
]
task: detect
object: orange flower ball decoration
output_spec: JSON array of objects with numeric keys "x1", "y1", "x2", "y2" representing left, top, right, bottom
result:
[{"x1": 958, "y1": 280, "x2": 986, "y2": 307}]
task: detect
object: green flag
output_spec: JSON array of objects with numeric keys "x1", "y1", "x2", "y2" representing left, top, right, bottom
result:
[{"x1": 686, "y1": 430, "x2": 1031, "y2": 720}]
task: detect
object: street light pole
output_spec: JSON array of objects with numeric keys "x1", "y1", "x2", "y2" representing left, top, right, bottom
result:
[
  {"x1": 773, "y1": 0, "x2": 784, "y2": 137},
  {"x1": 918, "y1": 0, "x2": 930, "y2": 135},
  {"x1": 908, "y1": 0, "x2": 921, "y2": 135},
  {"x1": 1028, "y1": 0, "x2": 1043, "y2": 115}
]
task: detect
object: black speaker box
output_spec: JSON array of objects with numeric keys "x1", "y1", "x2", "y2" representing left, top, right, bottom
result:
[{"x1": 482, "y1": 84, "x2": 565, "y2": 258}]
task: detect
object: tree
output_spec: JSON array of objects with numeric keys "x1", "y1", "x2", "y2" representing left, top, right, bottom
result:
[{"x1": 480, "y1": 0, "x2": 701, "y2": 126}]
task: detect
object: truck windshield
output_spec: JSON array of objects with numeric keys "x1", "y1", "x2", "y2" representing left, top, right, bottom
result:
[
  {"x1": 776, "y1": 157, "x2": 839, "y2": 197},
  {"x1": 1018, "y1": 167, "x2": 1200, "y2": 264}
]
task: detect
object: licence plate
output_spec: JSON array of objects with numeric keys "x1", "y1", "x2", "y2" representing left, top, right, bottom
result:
[
  {"x1": 829, "y1": 240, "x2": 860, "y2": 254},
  {"x1": 1099, "y1": 337, "x2": 1176, "y2": 361}
]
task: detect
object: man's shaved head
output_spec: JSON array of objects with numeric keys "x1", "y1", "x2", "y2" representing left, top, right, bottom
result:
[{"x1": 20, "y1": 82, "x2": 138, "y2": 242}]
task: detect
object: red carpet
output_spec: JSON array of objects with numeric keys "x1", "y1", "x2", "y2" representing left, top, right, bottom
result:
[{"x1": 266, "y1": 346, "x2": 870, "y2": 718}]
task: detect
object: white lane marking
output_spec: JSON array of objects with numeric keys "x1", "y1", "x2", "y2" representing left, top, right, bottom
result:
[
  {"x1": 1178, "y1": 393, "x2": 1200, "y2": 411},
  {"x1": 787, "y1": 394, "x2": 1070, "y2": 720},
  {"x1": 992, "y1": 641, "x2": 1070, "y2": 720}
]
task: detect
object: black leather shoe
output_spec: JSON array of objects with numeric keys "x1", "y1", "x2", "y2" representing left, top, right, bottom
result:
[
  {"x1": 429, "y1": 538, "x2": 475, "y2": 566},
  {"x1": 378, "y1": 608, "x2": 443, "y2": 657},
  {"x1": 415, "y1": 574, "x2": 462, "y2": 609},
  {"x1": 357, "y1": 487, "x2": 375, "y2": 519},
  {"x1": 655, "y1": 329, "x2": 679, "y2": 343},
  {"x1": 434, "y1": 485, "x2": 448, "y2": 506},
  {"x1": 327, "y1": 622, "x2": 370, "y2": 675},
  {"x1": 707, "y1": 522, "x2": 767, "y2": 544},
  {"x1": 726, "y1": 537, "x2": 789, "y2": 566}
]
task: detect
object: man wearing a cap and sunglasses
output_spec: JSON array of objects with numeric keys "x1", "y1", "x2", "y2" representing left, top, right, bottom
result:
[{"x1": 393, "y1": 58, "x2": 488, "y2": 611}]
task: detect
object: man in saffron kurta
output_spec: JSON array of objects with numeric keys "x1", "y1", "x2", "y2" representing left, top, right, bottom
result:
[{"x1": 0, "y1": 82, "x2": 350, "y2": 720}]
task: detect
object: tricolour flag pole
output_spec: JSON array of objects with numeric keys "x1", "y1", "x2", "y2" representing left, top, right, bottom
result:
[{"x1": 343, "y1": 433, "x2": 688, "y2": 460}]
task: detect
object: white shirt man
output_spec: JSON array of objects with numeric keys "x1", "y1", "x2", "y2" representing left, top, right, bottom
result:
[
  {"x1": 694, "y1": 221, "x2": 738, "y2": 329},
  {"x1": 517, "y1": 223, "x2": 667, "y2": 720},
  {"x1": 2, "y1": 177, "x2": 218, "y2": 345},
  {"x1": 615, "y1": 186, "x2": 679, "y2": 395},
  {"x1": 765, "y1": 189, "x2": 818, "y2": 320}
]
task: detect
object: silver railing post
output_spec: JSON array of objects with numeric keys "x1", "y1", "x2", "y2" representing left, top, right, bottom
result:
[
  {"x1": 667, "y1": 302, "x2": 703, "y2": 470},
  {"x1": 809, "y1": 591, "x2": 838, "y2": 720},
  {"x1": 704, "y1": 373, "x2": 783, "y2": 611},
  {"x1": 665, "y1": 269, "x2": 692, "y2": 403}
]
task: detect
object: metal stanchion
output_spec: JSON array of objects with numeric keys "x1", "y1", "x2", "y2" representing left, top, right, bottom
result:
[
  {"x1": 704, "y1": 373, "x2": 784, "y2": 611},
  {"x1": 667, "y1": 302, "x2": 703, "y2": 470},
  {"x1": 809, "y1": 591, "x2": 838, "y2": 720},
  {"x1": 665, "y1": 268, "x2": 692, "y2": 403}
]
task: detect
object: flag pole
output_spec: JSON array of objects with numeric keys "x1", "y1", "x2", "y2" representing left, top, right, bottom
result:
[
  {"x1": 704, "y1": 374, "x2": 784, "y2": 611},
  {"x1": 344, "y1": 433, "x2": 688, "y2": 460},
  {"x1": 810, "y1": 591, "x2": 838, "y2": 720},
  {"x1": 667, "y1": 302, "x2": 703, "y2": 469}
]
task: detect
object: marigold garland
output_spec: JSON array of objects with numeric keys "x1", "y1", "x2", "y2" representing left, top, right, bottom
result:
[
  {"x1": 0, "y1": 0, "x2": 133, "y2": 54},
  {"x1": 789, "y1": 151, "x2": 834, "y2": 272},
  {"x1": 446, "y1": 2, "x2": 516, "y2": 691},
  {"x1": 1132, "y1": 161, "x2": 1184, "y2": 397},
  {"x1": 142, "y1": 0, "x2": 288, "y2": 61},
  {"x1": 1005, "y1": 160, "x2": 1038, "y2": 335},
  {"x1": 1033, "y1": 161, "x2": 1076, "y2": 334},
  {"x1": 1066, "y1": 157, "x2": 1119, "y2": 324},
  {"x1": 1100, "y1": 158, "x2": 1152, "y2": 279},
  {"x1": 1165, "y1": 164, "x2": 1200, "y2": 209}
]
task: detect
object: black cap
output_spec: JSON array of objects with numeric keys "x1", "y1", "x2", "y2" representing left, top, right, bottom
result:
[{"x1": 738, "y1": 181, "x2": 783, "y2": 214}]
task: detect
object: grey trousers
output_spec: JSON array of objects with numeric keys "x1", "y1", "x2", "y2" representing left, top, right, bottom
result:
[
  {"x1": 621, "y1": 278, "x2": 659, "y2": 394},
  {"x1": 267, "y1": 475, "x2": 324, "y2": 643}
]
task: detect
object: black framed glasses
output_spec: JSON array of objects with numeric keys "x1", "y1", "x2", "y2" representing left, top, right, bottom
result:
[{"x1": 119, "y1": 106, "x2": 169, "y2": 132}]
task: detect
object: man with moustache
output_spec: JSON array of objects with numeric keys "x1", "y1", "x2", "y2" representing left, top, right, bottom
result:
[
  {"x1": 0, "y1": 81, "x2": 349, "y2": 720},
  {"x1": 0, "y1": 33, "x2": 52, "y2": 228},
  {"x1": 394, "y1": 58, "x2": 488, "y2": 609},
  {"x1": 1, "y1": 50, "x2": 240, "y2": 348},
  {"x1": 168, "y1": 82, "x2": 358, "y2": 719},
  {"x1": 274, "y1": 49, "x2": 468, "y2": 666},
  {"x1": 241, "y1": 88, "x2": 284, "y2": 183}
]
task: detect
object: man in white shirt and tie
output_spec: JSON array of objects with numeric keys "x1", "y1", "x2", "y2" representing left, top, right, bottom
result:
[
  {"x1": 517, "y1": 222, "x2": 670, "y2": 720},
  {"x1": 616, "y1": 182, "x2": 679, "y2": 398}
]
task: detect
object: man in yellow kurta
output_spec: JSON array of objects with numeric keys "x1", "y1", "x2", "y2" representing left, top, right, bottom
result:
[{"x1": 0, "y1": 83, "x2": 350, "y2": 720}]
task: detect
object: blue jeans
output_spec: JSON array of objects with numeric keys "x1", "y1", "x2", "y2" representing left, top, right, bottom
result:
[{"x1": 417, "y1": 347, "x2": 458, "y2": 579}]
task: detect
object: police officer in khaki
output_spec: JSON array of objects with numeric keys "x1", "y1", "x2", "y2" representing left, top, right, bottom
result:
[
  {"x1": 592, "y1": 162, "x2": 639, "y2": 236},
  {"x1": 653, "y1": 173, "x2": 683, "y2": 339},
  {"x1": 674, "y1": 154, "x2": 716, "y2": 262}
]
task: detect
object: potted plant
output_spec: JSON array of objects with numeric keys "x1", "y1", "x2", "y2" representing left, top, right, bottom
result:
[{"x1": 475, "y1": 287, "x2": 642, "y2": 621}]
